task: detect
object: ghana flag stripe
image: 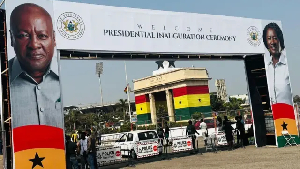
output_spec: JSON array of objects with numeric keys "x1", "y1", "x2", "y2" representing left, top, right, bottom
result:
[
  {"x1": 13, "y1": 125, "x2": 65, "y2": 153},
  {"x1": 173, "y1": 93, "x2": 210, "y2": 109},
  {"x1": 136, "y1": 102, "x2": 151, "y2": 115},
  {"x1": 175, "y1": 106, "x2": 212, "y2": 120},
  {"x1": 173, "y1": 85, "x2": 209, "y2": 97},
  {"x1": 135, "y1": 95, "x2": 150, "y2": 104},
  {"x1": 14, "y1": 148, "x2": 66, "y2": 169},
  {"x1": 272, "y1": 103, "x2": 295, "y2": 120},
  {"x1": 137, "y1": 113, "x2": 152, "y2": 125},
  {"x1": 274, "y1": 118, "x2": 298, "y2": 137},
  {"x1": 277, "y1": 135, "x2": 300, "y2": 147}
]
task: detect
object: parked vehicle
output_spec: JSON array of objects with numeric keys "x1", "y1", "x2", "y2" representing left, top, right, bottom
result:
[
  {"x1": 204, "y1": 117, "x2": 215, "y2": 129},
  {"x1": 114, "y1": 130, "x2": 163, "y2": 159},
  {"x1": 245, "y1": 114, "x2": 253, "y2": 124}
]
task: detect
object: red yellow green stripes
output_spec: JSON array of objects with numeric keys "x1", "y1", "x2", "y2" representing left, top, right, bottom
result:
[
  {"x1": 173, "y1": 94, "x2": 210, "y2": 109},
  {"x1": 135, "y1": 94, "x2": 151, "y2": 125},
  {"x1": 172, "y1": 85, "x2": 211, "y2": 121},
  {"x1": 173, "y1": 85, "x2": 209, "y2": 97},
  {"x1": 272, "y1": 103, "x2": 300, "y2": 147},
  {"x1": 13, "y1": 125, "x2": 66, "y2": 168},
  {"x1": 135, "y1": 95, "x2": 150, "y2": 115}
]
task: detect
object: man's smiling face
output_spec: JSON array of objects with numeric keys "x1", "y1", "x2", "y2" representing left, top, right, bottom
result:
[{"x1": 10, "y1": 5, "x2": 56, "y2": 73}]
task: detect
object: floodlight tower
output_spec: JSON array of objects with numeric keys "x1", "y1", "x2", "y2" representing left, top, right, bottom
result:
[{"x1": 96, "y1": 62, "x2": 104, "y2": 106}]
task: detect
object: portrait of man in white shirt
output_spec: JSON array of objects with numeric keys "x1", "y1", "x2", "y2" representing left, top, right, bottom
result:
[{"x1": 263, "y1": 22, "x2": 293, "y2": 106}]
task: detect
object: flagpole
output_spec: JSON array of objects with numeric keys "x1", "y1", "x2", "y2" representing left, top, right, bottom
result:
[{"x1": 124, "y1": 61, "x2": 132, "y2": 129}]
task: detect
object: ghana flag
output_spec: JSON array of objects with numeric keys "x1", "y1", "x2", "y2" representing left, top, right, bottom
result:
[
  {"x1": 13, "y1": 125, "x2": 66, "y2": 169},
  {"x1": 272, "y1": 103, "x2": 300, "y2": 147},
  {"x1": 173, "y1": 85, "x2": 211, "y2": 121},
  {"x1": 135, "y1": 95, "x2": 151, "y2": 125}
]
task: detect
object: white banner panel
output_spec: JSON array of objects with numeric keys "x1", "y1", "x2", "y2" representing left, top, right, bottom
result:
[
  {"x1": 217, "y1": 133, "x2": 228, "y2": 146},
  {"x1": 53, "y1": 0, "x2": 266, "y2": 54},
  {"x1": 172, "y1": 137, "x2": 193, "y2": 152},
  {"x1": 136, "y1": 140, "x2": 159, "y2": 158},
  {"x1": 97, "y1": 147, "x2": 122, "y2": 164}
]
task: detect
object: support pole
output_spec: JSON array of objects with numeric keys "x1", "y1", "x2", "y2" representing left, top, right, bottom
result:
[
  {"x1": 98, "y1": 74, "x2": 104, "y2": 106},
  {"x1": 124, "y1": 61, "x2": 132, "y2": 129}
]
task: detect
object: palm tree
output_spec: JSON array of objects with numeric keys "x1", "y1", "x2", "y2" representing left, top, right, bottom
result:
[
  {"x1": 65, "y1": 110, "x2": 80, "y2": 131},
  {"x1": 117, "y1": 99, "x2": 128, "y2": 120}
]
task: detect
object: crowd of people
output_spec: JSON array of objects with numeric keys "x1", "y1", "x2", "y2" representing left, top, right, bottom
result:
[
  {"x1": 185, "y1": 115, "x2": 254, "y2": 151},
  {"x1": 218, "y1": 115, "x2": 254, "y2": 150},
  {"x1": 64, "y1": 115, "x2": 254, "y2": 169},
  {"x1": 65, "y1": 129, "x2": 101, "y2": 169}
]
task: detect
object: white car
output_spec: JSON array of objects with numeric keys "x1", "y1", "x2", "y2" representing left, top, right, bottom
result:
[{"x1": 114, "y1": 130, "x2": 163, "y2": 159}]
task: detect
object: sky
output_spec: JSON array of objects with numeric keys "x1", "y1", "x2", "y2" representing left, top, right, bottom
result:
[{"x1": 3, "y1": 0, "x2": 300, "y2": 107}]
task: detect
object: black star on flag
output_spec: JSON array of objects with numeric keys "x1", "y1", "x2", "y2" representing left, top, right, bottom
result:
[
  {"x1": 29, "y1": 153, "x2": 45, "y2": 169},
  {"x1": 281, "y1": 121, "x2": 288, "y2": 131}
]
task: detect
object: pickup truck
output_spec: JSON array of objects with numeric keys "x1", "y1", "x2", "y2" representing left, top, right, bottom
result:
[{"x1": 114, "y1": 130, "x2": 163, "y2": 159}]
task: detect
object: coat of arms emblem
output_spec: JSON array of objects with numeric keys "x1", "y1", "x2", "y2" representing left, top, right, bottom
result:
[{"x1": 57, "y1": 12, "x2": 85, "y2": 40}]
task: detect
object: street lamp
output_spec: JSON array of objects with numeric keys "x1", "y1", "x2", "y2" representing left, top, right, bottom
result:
[{"x1": 96, "y1": 62, "x2": 104, "y2": 106}]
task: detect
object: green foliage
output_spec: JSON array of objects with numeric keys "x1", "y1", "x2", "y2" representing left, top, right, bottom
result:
[
  {"x1": 117, "y1": 99, "x2": 128, "y2": 120},
  {"x1": 120, "y1": 122, "x2": 136, "y2": 132},
  {"x1": 224, "y1": 97, "x2": 246, "y2": 111},
  {"x1": 210, "y1": 94, "x2": 225, "y2": 111},
  {"x1": 293, "y1": 95, "x2": 300, "y2": 104},
  {"x1": 191, "y1": 112, "x2": 202, "y2": 120},
  {"x1": 169, "y1": 121, "x2": 188, "y2": 127},
  {"x1": 156, "y1": 104, "x2": 168, "y2": 121},
  {"x1": 137, "y1": 124, "x2": 156, "y2": 130}
]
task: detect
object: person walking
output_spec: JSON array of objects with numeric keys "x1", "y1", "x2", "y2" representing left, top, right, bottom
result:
[
  {"x1": 236, "y1": 117, "x2": 246, "y2": 148},
  {"x1": 66, "y1": 135, "x2": 79, "y2": 169},
  {"x1": 86, "y1": 129, "x2": 97, "y2": 169},
  {"x1": 223, "y1": 119, "x2": 234, "y2": 150},
  {"x1": 97, "y1": 129, "x2": 102, "y2": 145},
  {"x1": 157, "y1": 125, "x2": 164, "y2": 146},
  {"x1": 164, "y1": 121, "x2": 170, "y2": 146},
  {"x1": 186, "y1": 120, "x2": 199, "y2": 154},
  {"x1": 200, "y1": 119, "x2": 208, "y2": 145},
  {"x1": 78, "y1": 132, "x2": 88, "y2": 169}
]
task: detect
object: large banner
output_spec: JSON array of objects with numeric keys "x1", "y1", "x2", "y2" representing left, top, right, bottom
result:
[
  {"x1": 5, "y1": 0, "x2": 65, "y2": 168},
  {"x1": 262, "y1": 21, "x2": 300, "y2": 147},
  {"x1": 53, "y1": 1, "x2": 265, "y2": 54}
]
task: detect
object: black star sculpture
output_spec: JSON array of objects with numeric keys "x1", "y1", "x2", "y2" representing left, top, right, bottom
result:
[
  {"x1": 168, "y1": 61, "x2": 175, "y2": 68},
  {"x1": 29, "y1": 153, "x2": 45, "y2": 169},
  {"x1": 155, "y1": 61, "x2": 164, "y2": 69},
  {"x1": 281, "y1": 121, "x2": 288, "y2": 131}
]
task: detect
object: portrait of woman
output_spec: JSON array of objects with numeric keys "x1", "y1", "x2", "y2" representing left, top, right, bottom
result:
[{"x1": 263, "y1": 22, "x2": 293, "y2": 106}]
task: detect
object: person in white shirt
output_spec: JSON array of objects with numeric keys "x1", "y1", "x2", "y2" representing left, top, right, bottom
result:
[
  {"x1": 78, "y1": 132, "x2": 88, "y2": 169},
  {"x1": 263, "y1": 22, "x2": 293, "y2": 106},
  {"x1": 200, "y1": 119, "x2": 208, "y2": 145}
]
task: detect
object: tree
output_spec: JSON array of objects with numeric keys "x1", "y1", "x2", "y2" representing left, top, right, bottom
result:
[
  {"x1": 117, "y1": 99, "x2": 128, "y2": 120},
  {"x1": 191, "y1": 112, "x2": 202, "y2": 120},
  {"x1": 64, "y1": 110, "x2": 81, "y2": 132},
  {"x1": 210, "y1": 94, "x2": 225, "y2": 111},
  {"x1": 293, "y1": 95, "x2": 300, "y2": 104},
  {"x1": 224, "y1": 97, "x2": 246, "y2": 116},
  {"x1": 156, "y1": 104, "x2": 168, "y2": 123},
  {"x1": 120, "y1": 122, "x2": 136, "y2": 132}
]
